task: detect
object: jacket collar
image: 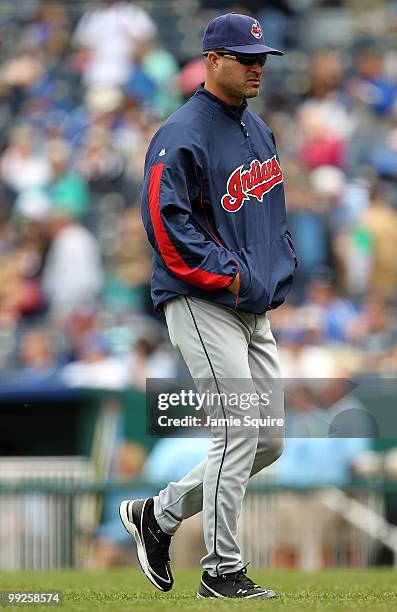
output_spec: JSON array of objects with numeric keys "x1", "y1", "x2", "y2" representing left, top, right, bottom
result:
[{"x1": 194, "y1": 84, "x2": 247, "y2": 120}]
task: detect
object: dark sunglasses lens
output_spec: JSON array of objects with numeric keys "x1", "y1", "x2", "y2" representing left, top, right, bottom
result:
[{"x1": 237, "y1": 55, "x2": 266, "y2": 66}]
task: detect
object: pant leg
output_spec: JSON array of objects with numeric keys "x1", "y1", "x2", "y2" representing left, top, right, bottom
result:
[
  {"x1": 154, "y1": 306, "x2": 284, "y2": 522},
  {"x1": 154, "y1": 296, "x2": 259, "y2": 576},
  {"x1": 248, "y1": 313, "x2": 285, "y2": 474}
]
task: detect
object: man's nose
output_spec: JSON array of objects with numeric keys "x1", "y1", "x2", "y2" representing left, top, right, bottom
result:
[{"x1": 250, "y1": 62, "x2": 263, "y2": 73}]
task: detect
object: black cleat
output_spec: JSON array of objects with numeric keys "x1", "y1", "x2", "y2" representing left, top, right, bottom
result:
[
  {"x1": 197, "y1": 565, "x2": 278, "y2": 599},
  {"x1": 119, "y1": 498, "x2": 173, "y2": 592}
]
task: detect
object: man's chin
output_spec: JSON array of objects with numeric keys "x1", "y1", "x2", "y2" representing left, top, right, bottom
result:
[{"x1": 245, "y1": 87, "x2": 260, "y2": 99}]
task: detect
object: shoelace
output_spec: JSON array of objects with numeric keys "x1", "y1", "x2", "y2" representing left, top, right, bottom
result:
[{"x1": 228, "y1": 563, "x2": 260, "y2": 590}]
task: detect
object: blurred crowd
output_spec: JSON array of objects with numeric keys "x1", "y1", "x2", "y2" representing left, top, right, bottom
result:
[
  {"x1": 0, "y1": 0, "x2": 395, "y2": 388},
  {"x1": 0, "y1": 0, "x2": 393, "y2": 384},
  {"x1": 0, "y1": 0, "x2": 181, "y2": 385}
]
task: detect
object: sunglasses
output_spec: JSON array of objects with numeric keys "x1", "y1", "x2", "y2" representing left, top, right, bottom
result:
[{"x1": 204, "y1": 51, "x2": 268, "y2": 67}]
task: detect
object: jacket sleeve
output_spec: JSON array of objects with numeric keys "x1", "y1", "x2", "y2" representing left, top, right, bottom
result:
[{"x1": 142, "y1": 144, "x2": 242, "y2": 291}]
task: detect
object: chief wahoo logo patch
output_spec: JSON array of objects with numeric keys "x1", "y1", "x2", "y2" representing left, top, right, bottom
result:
[{"x1": 251, "y1": 21, "x2": 262, "y2": 39}]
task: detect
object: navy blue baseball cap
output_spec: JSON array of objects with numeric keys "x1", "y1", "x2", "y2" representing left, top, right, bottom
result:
[{"x1": 203, "y1": 13, "x2": 284, "y2": 56}]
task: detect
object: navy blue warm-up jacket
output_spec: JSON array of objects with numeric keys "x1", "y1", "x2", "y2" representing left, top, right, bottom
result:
[{"x1": 141, "y1": 85, "x2": 297, "y2": 314}]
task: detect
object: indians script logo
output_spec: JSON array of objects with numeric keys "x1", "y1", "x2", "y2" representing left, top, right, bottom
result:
[
  {"x1": 251, "y1": 21, "x2": 262, "y2": 39},
  {"x1": 221, "y1": 157, "x2": 283, "y2": 213}
]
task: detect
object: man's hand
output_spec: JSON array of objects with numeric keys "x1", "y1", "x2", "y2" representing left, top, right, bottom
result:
[{"x1": 228, "y1": 271, "x2": 240, "y2": 295}]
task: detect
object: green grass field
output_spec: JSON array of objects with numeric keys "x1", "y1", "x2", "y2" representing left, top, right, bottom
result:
[{"x1": 0, "y1": 568, "x2": 396, "y2": 611}]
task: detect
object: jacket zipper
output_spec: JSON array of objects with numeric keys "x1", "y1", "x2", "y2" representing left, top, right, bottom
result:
[
  {"x1": 241, "y1": 119, "x2": 256, "y2": 159},
  {"x1": 240, "y1": 120, "x2": 248, "y2": 137}
]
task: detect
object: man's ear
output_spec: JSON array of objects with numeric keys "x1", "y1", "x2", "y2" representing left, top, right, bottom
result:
[{"x1": 206, "y1": 51, "x2": 220, "y2": 71}]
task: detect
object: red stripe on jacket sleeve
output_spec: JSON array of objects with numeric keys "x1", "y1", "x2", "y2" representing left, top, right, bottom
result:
[{"x1": 148, "y1": 163, "x2": 233, "y2": 290}]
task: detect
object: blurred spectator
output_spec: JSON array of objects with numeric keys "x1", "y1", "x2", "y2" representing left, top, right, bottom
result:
[
  {"x1": 360, "y1": 192, "x2": 397, "y2": 299},
  {"x1": 310, "y1": 166, "x2": 353, "y2": 230},
  {"x1": 73, "y1": 0, "x2": 156, "y2": 88},
  {"x1": 348, "y1": 47, "x2": 397, "y2": 116},
  {"x1": 77, "y1": 125, "x2": 125, "y2": 197},
  {"x1": 129, "y1": 41, "x2": 181, "y2": 117},
  {"x1": 13, "y1": 191, "x2": 50, "y2": 282},
  {"x1": 278, "y1": 327, "x2": 338, "y2": 378},
  {"x1": 84, "y1": 85, "x2": 123, "y2": 118},
  {"x1": 104, "y1": 207, "x2": 151, "y2": 310},
  {"x1": 336, "y1": 222, "x2": 373, "y2": 298},
  {"x1": 0, "y1": 125, "x2": 51, "y2": 194},
  {"x1": 347, "y1": 47, "x2": 396, "y2": 168},
  {"x1": 76, "y1": 123, "x2": 128, "y2": 236},
  {"x1": 285, "y1": 163, "x2": 332, "y2": 297},
  {"x1": 129, "y1": 336, "x2": 176, "y2": 390},
  {"x1": 0, "y1": 250, "x2": 43, "y2": 326},
  {"x1": 47, "y1": 139, "x2": 89, "y2": 220},
  {"x1": 14, "y1": 188, "x2": 51, "y2": 224},
  {"x1": 16, "y1": 328, "x2": 58, "y2": 381},
  {"x1": 60, "y1": 307, "x2": 97, "y2": 363},
  {"x1": 120, "y1": 119, "x2": 162, "y2": 189},
  {"x1": 305, "y1": 49, "x2": 344, "y2": 102},
  {"x1": 297, "y1": 104, "x2": 347, "y2": 169},
  {"x1": 303, "y1": 270, "x2": 357, "y2": 343},
  {"x1": 373, "y1": 127, "x2": 397, "y2": 179},
  {"x1": 113, "y1": 106, "x2": 152, "y2": 167},
  {"x1": 61, "y1": 332, "x2": 129, "y2": 389},
  {"x1": 24, "y1": 2, "x2": 70, "y2": 59},
  {"x1": 350, "y1": 296, "x2": 397, "y2": 373},
  {"x1": 300, "y1": 49, "x2": 355, "y2": 142},
  {"x1": 176, "y1": 58, "x2": 206, "y2": 98},
  {"x1": 124, "y1": 69, "x2": 157, "y2": 110},
  {"x1": 0, "y1": 189, "x2": 48, "y2": 327},
  {"x1": 0, "y1": 44, "x2": 46, "y2": 116},
  {"x1": 0, "y1": 187, "x2": 16, "y2": 252},
  {"x1": 42, "y1": 201, "x2": 103, "y2": 317}
]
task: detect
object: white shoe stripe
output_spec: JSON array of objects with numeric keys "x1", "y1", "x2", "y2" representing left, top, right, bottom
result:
[{"x1": 245, "y1": 591, "x2": 276, "y2": 598}]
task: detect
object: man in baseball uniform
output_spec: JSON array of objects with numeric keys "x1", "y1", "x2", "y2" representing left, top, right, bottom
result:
[{"x1": 120, "y1": 12, "x2": 297, "y2": 599}]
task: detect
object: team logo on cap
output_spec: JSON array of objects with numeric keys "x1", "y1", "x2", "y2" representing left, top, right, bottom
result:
[
  {"x1": 221, "y1": 156, "x2": 283, "y2": 213},
  {"x1": 251, "y1": 21, "x2": 262, "y2": 39}
]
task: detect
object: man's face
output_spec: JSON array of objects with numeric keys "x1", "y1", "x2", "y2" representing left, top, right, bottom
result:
[{"x1": 211, "y1": 52, "x2": 266, "y2": 100}]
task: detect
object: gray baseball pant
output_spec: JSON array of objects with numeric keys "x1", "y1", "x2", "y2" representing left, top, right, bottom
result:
[{"x1": 153, "y1": 295, "x2": 284, "y2": 576}]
